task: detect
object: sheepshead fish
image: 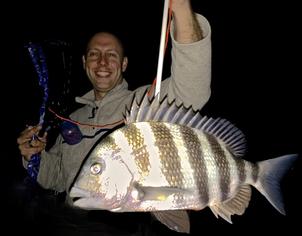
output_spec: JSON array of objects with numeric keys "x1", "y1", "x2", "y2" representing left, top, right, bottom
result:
[{"x1": 69, "y1": 93, "x2": 297, "y2": 234}]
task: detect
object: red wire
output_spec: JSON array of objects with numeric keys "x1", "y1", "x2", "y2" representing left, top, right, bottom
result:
[{"x1": 48, "y1": 107, "x2": 125, "y2": 129}]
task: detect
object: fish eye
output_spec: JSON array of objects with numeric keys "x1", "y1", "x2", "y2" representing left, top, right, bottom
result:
[{"x1": 90, "y1": 163, "x2": 102, "y2": 175}]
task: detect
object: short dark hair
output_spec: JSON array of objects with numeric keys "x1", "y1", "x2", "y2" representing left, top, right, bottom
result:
[{"x1": 83, "y1": 31, "x2": 127, "y2": 59}]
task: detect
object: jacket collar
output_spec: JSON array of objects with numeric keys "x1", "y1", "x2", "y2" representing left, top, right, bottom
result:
[{"x1": 75, "y1": 79, "x2": 129, "y2": 107}]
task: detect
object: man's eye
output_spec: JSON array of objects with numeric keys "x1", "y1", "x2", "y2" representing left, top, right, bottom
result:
[
  {"x1": 87, "y1": 51, "x2": 99, "y2": 58},
  {"x1": 107, "y1": 52, "x2": 117, "y2": 58}
]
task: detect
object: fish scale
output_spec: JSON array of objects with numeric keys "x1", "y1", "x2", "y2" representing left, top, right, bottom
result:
[
  {"x1": 122, "y1": 124, "x2": 150, "y2": 178},
  {"x1": 142, "y1": 122, "x2": 185, "y2": 188}
]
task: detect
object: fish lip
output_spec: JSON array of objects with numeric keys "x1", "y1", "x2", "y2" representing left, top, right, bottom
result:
[
  {"x1": 69, "y1": 187, "x2": 100, "y2": 207},
  {"x1": 69, "y1": 186, "x2": 91, "y2": 200},
  {"x1": 72, "y1": 197, "x2": 82, "y2": 202}
]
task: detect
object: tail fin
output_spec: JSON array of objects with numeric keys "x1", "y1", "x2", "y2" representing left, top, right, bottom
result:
[{"x1": 254, "y1": 154, "x2": 298, "y2": 214}]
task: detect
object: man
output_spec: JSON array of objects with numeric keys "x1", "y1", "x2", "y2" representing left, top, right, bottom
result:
[{"x1": 17, "y1": 0, "x2": 211, "y2": 233}]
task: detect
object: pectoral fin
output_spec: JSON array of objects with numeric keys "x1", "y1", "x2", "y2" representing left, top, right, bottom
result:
[
  {"x1": 152, "y1": 210, "x2": 190, "y2": 234},
  {"x1": 134, "y1": 185, "x2": 188, "y2": 201}
]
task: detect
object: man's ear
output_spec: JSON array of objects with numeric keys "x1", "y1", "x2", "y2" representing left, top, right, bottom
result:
[
  {"x1": 82, "y1": 55, "x2": 86, "y2": 70},
  {"x1": 122, "y1": 57, "x2": 128, "y2": 72}
]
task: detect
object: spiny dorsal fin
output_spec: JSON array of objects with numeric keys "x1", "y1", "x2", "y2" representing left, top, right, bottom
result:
[
  {"x1": 151, "y1": 210, "x2": 190, "y2": 234},
  {"x1": 209, "y1": 185, "x2": 252, "y2": 223},
  {"x1": 125, "y1": 92, "x2": 247, "y2": 156}
]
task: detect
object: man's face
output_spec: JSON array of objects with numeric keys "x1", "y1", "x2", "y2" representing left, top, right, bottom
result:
[{"x1": 83, "y1": 33, "x2": 128, "y2": 100}]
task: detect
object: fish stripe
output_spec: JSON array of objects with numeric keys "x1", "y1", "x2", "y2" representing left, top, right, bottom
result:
[
  {"x1": 181, "y1": 127, "x2": 209, "y2": 205},
  {"x1": 234, "y1": 157, "x2": 246, "y2": 183},
  {"x1": 134, "y1": 122, "x2": 169, "y2": 186},
  {"x1": 251, "y1": 163, "x2": 259, "y2": 183},
  {"x1": 122, "y1": 124, "x2": 151, "y2": 178},
  {"x1": 205, "y1": 134, "x2": 230, "y2": 202},
  {"x1": 149, "y1": 122, "x2": 184, "y2": 188},
  {"x1": 164, "y1": 124, "x2": 195, "y2": 189},
  {"x1": 217, "y1": 139, "x2": 241, "y2": 199},
  {"x1": 196, "y1": 132, "x2": 218, "y2": 203},
  {"x1": 162, "y1": 124, "x2": 197, "y2": 208}
]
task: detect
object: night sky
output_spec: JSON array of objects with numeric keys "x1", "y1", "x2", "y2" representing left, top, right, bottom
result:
[{"x1": 2, "y1": 0, "x2": 301, "y2": 235}]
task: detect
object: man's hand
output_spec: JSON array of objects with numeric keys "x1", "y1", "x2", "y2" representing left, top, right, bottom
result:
[{"x1": 17, "y1": 125, "x2": 47, "y2": 161}]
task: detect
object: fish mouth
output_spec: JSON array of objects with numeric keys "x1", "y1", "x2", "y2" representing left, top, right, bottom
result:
[
  {"x1": 69, "y1": 186, "x2": 92, "y2": 205},
  {"x1": 69, "y1": 186, "x2": 90, "y2": 199},
  {"x1": 72, "y1": 197, "x2": 81, "y2": 202},
  {"x1": 69, "y1": 186, "x2": 115, "y2": 210}
]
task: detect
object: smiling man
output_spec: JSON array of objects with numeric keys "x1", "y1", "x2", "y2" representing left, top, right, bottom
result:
[
  {"x1": 83, "y1": 32, "x2": 128, "y2": 100},
  {"x1": 17, "y1": 0, "x2": 212, "y2": 235}
]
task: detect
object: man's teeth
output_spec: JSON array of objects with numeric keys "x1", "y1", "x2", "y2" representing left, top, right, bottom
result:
[{"x1": 96, "y1": 71, "x2": 110, "y2": 77}]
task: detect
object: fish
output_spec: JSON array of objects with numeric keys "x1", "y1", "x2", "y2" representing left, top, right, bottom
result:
[{"x1": 69, "y1": 92, "x2": 298, "y2": 234}]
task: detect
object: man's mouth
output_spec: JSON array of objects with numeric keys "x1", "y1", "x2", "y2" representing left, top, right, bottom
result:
[{"x1": 96, "y1": 71, "x2": 111, "y2": 77}]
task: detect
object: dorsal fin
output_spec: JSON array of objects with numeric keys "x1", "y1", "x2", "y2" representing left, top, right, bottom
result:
[{"x1": 125, "y1": 92, "x2": 247, "y2": 156}]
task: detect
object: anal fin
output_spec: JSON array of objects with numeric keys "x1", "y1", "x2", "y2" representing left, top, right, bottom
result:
[{"x1": 209, "y1": 185, "x2": 252, "y2": 223}]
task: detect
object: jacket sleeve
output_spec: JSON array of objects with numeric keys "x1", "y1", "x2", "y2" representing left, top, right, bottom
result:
[
  {"x1": 36, "y1": 135, "x2": 65, "y2": 192},
  {"x1": 160, "y1": 13, "x2": 211, "y2": 111}
]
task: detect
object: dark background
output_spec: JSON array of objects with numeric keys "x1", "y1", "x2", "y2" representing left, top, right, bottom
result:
[{"x1": 2, "y1": 0, "x2": 301, "y2": 235}]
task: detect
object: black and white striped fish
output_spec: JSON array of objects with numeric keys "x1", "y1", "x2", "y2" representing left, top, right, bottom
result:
[{"x1": 69, "y1": 93, "x2": 297, "y2": 234}]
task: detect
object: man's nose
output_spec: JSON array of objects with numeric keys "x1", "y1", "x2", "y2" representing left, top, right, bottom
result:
[{"x1": 97, "y1": 54, "x2": 108, "y2": 65}]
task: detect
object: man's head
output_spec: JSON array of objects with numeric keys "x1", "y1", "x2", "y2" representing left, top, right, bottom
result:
[{"x1": 83, "y1": 32, "x2": 128, "y2": 100}]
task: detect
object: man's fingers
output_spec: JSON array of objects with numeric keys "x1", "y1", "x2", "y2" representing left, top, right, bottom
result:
[
  {"x1": 19, "y1": 141, "x2": 46, "y2": 161},
  {"x1": 17, "y1": 125, "x2": 42, "y2": 145},
  {"x1": 29, "y1": 139, "x2": 46, "y2": 148}
]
